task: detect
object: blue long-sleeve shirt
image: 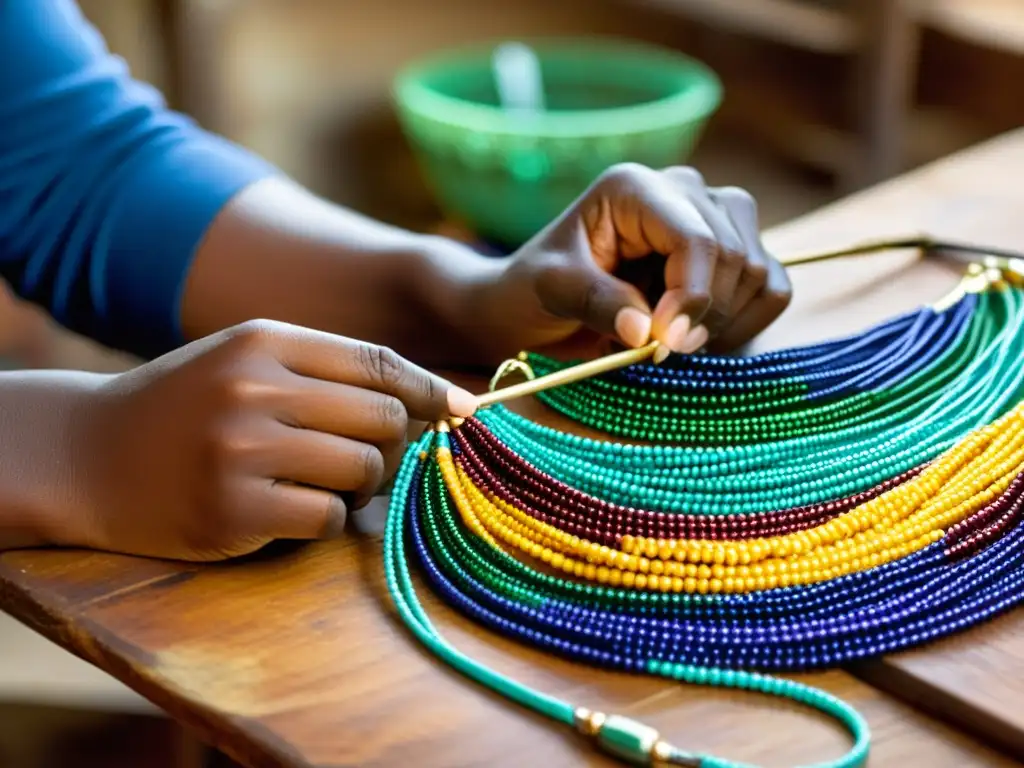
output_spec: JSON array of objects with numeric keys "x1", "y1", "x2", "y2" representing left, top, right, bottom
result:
[{"x1": 1, "y1": 0, "x2": 276, "y2": 358}]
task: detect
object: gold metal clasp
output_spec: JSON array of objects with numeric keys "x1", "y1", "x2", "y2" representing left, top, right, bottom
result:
[
  {"x1": 573, "y1": 708, "x2": 701, "y2": 767},
  {"x1": 982, "y1": 255, "x2": 1024, "y2": 288}
]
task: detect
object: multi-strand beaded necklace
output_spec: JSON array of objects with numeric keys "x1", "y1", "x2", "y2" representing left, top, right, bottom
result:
[{"x1": 384, "y1": 244, "x2": 1024, "y2": 767}]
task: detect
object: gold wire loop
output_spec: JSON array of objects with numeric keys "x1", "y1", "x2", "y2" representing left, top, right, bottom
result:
[
  {"x1": 488, "y1": 356, "x2": 536, "y2": 393},
  {"x1": 931, "y1": 263, "x2": 988, "y2": 312},
  {"x1": 477, "y1": 342, "x2": 662, "y2": 409}
]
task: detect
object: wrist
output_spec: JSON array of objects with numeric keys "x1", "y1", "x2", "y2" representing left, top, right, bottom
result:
[
  {"x1": 0, "y1": 371, "x2": 111, "y2": 551},
  {"x1": 181, "y1": 178, "x2": 515, "y2": 368},
  {"x1": 398, "y1": 234, "x2": 510, "y2": 369}
]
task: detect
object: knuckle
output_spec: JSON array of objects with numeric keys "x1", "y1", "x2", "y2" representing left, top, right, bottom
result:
[
  {"x1": 704, "y1": 306, "x2": 731, "y2": 331},
  {"x1": 719, "y1": 246, "x2": 746, "y2": 267},
  {"x1": 533, "y1": 260, "x2": 580, "y2": 319},
  {"x1": 599, "y1": 162, "x2": 654, "y2": 190},
  {"x1": 668, "y1": 165, "x2": 706, "y2": 187},
  {"x1": 322, "y1": 494, "x2": 349, "y2": 533},
  {"x1": 763, "y1": 282, "x2": 793, "y2": 313},
  {"x1": 418, "y1": 373, "x2": 440, "y2": 408},
  {"x1": 205, "y1": 356, "x2": 275, "y2": 409},
  {"x1": 201, "y1": 422, "x2": 258, "y2": 471},
  {"x1": 581, "y1": 279, "x2": 608, "y2": 319},
  {"x1": 744, "y1": 259, "x2": 769, "y2": 284},
  {"x1": 687, "y1": 234, "x2": 719, "y2": 260},
  {"x1": 359, "y1": 343, "x2": 404, "y2": 388},
  {"x1": 214, "y1": 371, "x2": 267, "y2": 406},
  {"x1": 686, "y1": 289, "x2": 713, "y2": 313},
  {"x1": 225, "y1": 318, "x2": 281, "y2": 350},
  {"x1": 356, "y1": 445, "x2": 386, "y2": 488},
  {"x1": 776, "y1": 282, "x2": 795, "y2": 305},
  {"x1": 718, "y1": 186, "x2": 757, "y2": 210},
  {"x1": 537, "y1": 258, "x2": 575, "y2": 289},
  {"x1": 377, "y1": 396, "x2": 409, "y2": 440}
]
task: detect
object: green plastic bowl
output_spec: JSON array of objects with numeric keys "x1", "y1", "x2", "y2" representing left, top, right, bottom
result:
[{"x1": 393, "y1": 37, "x2": 722, "y2": 248}]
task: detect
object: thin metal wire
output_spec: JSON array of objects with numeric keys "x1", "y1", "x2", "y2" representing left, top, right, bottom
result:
[
  {"x1": 780, "y1": 236, "x2": 1024, "y2": 267},
  {"x1": 473, "y1": 236, "x2": 1024, "y2": 412}
]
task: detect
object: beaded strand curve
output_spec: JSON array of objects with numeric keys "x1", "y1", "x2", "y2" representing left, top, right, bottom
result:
[
  {"x1": 386, "y1": 438, "x2": 871, "y2": 768},
  {"x1": 384, "y1": 276, "x2": 1024, "y2": 767}
]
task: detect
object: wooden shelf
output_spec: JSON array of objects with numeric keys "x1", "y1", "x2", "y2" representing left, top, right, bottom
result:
[
  {"x1": 716, "y1": 81, "x2": 852, "y2": 177},
  {"x1": 716, "y1": 62, "x2": 991, "y2": 182},
  {"x1": 625, "y1": 0, "x2": 858, "y2": 54}
]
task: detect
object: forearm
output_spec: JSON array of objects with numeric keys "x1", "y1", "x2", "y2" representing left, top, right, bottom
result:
[
  {"x1": 0, "y1": 371, "x2": 107, "y2": 551},
  {"x1": 181, "y1": 177, "x2": 508, "y2": 369},
  {"x1": 3, "y1": 2, "x2": 511, "y2": 367}
]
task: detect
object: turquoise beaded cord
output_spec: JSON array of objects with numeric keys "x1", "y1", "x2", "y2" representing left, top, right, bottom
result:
[
  {"x1": 382, "y1": 244, "x2": 1024, "y2": 767},
  {"x1": 385, "y1": 432, "x2": 870, "y2": 768}
]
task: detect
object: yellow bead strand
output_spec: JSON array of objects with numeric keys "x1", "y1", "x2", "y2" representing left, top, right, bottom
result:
[{"x1": 437, "y1": 402, "x2": 1024, "y2": 594}]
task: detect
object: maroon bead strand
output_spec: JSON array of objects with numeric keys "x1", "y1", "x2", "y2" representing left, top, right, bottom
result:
[
  {"x1": 453, "y1": 418, "x2": 924, "y2": 544},
  {"x1": 945, "y1": 471, "x2": 1024, "y2": 560}
]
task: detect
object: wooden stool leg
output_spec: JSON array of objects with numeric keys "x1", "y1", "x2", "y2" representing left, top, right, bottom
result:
[
  {"x1": 172, "y1": 725, "x2": 213, "y2": 768},
  {"x1": 172, "y1": 726, "x2": 249, "y2": 768}
]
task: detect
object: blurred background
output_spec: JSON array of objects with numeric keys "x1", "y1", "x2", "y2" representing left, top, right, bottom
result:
[{"x1": 1, "y1": 0, "x2": 1023, "y2": 765}]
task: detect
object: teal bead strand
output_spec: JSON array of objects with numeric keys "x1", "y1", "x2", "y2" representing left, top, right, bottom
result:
[{"x1": 647, "y1": 661, "x2": 869, "y2": 768}]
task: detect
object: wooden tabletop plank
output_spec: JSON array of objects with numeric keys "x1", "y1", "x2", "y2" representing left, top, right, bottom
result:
[
  {"x1": 855, "y1": 613, "x2": 1024, "y2": 760},
  {"x1": 3, "y1": 128, "x2": 1024, "y2": 766},
  {"x1": 0, "y1": 544, "x2": 1014, "y2": 768}
]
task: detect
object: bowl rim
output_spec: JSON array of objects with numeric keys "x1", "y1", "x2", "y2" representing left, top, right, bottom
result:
[{"x1": 392, "y1": 36, "x2": 722, "y2": 138}]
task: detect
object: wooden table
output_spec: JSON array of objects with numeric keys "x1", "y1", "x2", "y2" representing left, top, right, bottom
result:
[{"x1": 5, "y1": 131, "x2": 1024, "y2": 768}]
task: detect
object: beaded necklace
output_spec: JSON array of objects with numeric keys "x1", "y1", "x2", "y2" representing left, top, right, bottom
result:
[{"x1": 384, "y1": 244, "x2": 1024, "y2": 767}]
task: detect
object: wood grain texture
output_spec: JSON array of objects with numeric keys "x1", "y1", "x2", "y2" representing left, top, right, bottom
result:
[
  {"x1": 0, "y1": 544, "x2": 1014, "y2": 768},
  {"x1": 4, "y1": 129, "x2": 1024, "y2": 767}
]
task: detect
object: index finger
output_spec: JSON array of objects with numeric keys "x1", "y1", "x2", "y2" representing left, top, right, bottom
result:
[{"x1": 231, "y1": 320, "x2": 479, "y2": 421}]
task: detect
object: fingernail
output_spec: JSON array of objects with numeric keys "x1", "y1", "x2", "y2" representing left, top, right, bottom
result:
[
  {"x1": 682, "y1": 324, "x2": 709, "y2": 353},
  {"x1": 664, "y1": 315, "x2": 692, "y2": 352},
  {"x1": 321, "y1": 494, "x2": 348, "y2": 539},
  {"x1": 447, "y1": 387, "x2": 480, "y2": 418},
  {"x1": 614, "y1": 307, "x2": 652, "y2": 348},
  {"x1": 652, "y1": 344, "x2": 671, "y2": 364}
]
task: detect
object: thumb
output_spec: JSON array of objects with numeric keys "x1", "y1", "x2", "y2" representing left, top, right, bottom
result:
[{"x1": 536, "y1": 260, "x2": 654, "y2": 348}]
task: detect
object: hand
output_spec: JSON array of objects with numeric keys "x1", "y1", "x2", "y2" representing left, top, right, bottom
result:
[
  {"x1": 486, "y1": 164, "x2": 792, "y2": 358},
  {"x1": 66, "y1": 320, "x2": 478, "y2": 561}
]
